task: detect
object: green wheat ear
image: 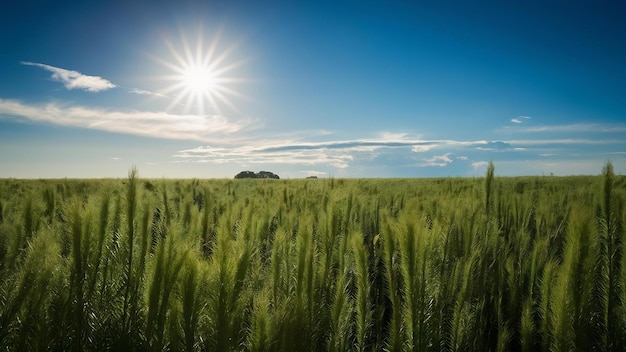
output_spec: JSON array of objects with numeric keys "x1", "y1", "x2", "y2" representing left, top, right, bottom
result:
[
  {"x1": 382, "y1": 221, "x2": 403, "y2": 352},
  {"x1": 122, "y1": 166, "x2": 138, "y2": 331},
  {"x1": 178, "y1": 254, "x2": 205, "y2": 352},
  {"x1": 485, "y1": 160, "x2": 495, "y2": 216},
  {"x1": 350, "y1": 229, "x2": 371, "y2": 352},
  {"x1": 248, "y1": 289, "x2": 273, "y2": 352},
  {"x1": 520, "y1": 298, "x2": 536, "y2": 352}
]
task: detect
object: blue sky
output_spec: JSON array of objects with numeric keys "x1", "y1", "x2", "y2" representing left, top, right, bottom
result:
[{"x1": 1, "y1": 0, "x2": 625, "y2": 178}]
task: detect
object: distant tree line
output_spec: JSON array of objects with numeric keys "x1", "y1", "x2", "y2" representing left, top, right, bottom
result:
[{"x1": 234, "y1": 170, "x2": 280, "y2": 179}]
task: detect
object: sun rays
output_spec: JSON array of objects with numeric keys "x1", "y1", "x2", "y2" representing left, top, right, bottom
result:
[{"x1": 154, "y1": 28, "x2": 248, "y2": 116}]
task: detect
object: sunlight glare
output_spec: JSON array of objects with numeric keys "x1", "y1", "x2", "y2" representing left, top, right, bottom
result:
[
  {"x1": 153, "y1": 27, "x2": 247, "y2": 116},
  {"x1": 182, "y1": 65, "x2": 217, "y2": 95}
]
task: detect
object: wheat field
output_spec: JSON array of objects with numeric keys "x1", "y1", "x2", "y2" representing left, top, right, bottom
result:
[{"x1": 0, "y1": 163, "x2": 624, "y2": 351}]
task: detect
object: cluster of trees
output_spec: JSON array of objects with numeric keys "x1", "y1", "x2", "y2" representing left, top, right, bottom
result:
[{"x1": 234, "y1": 170, "x2": 279, "y2": 179}]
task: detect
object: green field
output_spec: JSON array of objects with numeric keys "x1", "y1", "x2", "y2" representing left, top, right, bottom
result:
[{"x1": 1, "y1": 163, "x2": 625, "y2": 351}]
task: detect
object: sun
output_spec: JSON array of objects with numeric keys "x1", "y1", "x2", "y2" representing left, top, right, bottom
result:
[
  {"x1": 153, "y1": 28, "x2": 247, "y2": 116},
  {"x1": 182, "y1": 65, "x2": 218, "y2": 94}
]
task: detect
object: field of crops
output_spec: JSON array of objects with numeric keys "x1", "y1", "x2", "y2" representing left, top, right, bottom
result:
[{"x1": 0, "y1": 163, "x2": 625, "y2": 351}]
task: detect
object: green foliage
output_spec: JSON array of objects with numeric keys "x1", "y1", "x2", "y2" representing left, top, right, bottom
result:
[{"x1": 0, "y1": 163, "x2": 625, "y2": 351}]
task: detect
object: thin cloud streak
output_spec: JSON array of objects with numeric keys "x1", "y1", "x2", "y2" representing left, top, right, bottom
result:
[
  {"x1": 502, "y1": 123, "x2": 626, "y2": 133},
  {"x1": 174, "y1": 145, "x2": 357, "y2": 168},
  {"x1": 0, "y1": 99, "x2": 254, "y2": 142},
  {"x1": 173, "y1": 134, "x2": 626, "y2": 170},
  {"x1": 174, "y1": 138, "x2": 504, "y2": 169},
  {"x1": 511, "y1": 115, "x2": 531, "y2": 124},
  {"x1": 175, "y1": 138, "x2": 483, "y2": 157},
  {"x1": 300, "y1": 170, "x2": 327, "y2": 177},
  {"x1": 21, "y1": 61, "x2": 116, "y2": 92},
  {"x1": 2, "y1": 97, "x2": 623, "y2": 173},
  {"x1": 508, "y1": 138, "x2": 625, "y2": 146},
  {"x1": 129, "y1": 88, "x2": 167, "y2": 97}
]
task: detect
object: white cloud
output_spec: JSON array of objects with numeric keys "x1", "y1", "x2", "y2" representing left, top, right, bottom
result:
[
  {"x1": 172, "y1": 134, "x2": 606, "y2": 170},
  {"x1": 109, "y1": 157, "x2": 120, "y2": 160},
  {"x1": 412, "y1": 144, "x2": 435, "y2": 152},
  {"x1": 0, "y1": 99, "x2": 253, "y2": 142},
  {"x1": 4, "y1": 96, "x2": 621, "y2": 174},
  {"x1": 472, "y1": 161, "x2": 489, "y2": 170},
  {"x1": 422, "y1": 153, "x2": 454, "y2": 167},
  {"x1": 300, "y1": 170, "x2": 327, "y2": 177},
  {"x1": 509, "y1": 138, "x2": 624, "y2": 146},
  {"x1": 475, "y1": 141, "x2": 514, "y2": 151},
  {"x1": 129, "y1": 88, "x2": 167, "y2": 97},
  {"x1": 21, "y1": 61, "x2": 116, "y2": 92},
  {"x1": 503, "y1": 123, "x2": 626, "y2": 133},
  {"x1": 174, "y1": 145, "x2": 356, "y2": 168},
  {"x1": 511, "y1": 115, "x2": 532, "y2": 124},
  {"x1": 172, "y1": 134, "x2": 486, "y2": 169}
]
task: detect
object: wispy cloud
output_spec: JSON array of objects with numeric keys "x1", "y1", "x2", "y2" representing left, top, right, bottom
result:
[
  {"x1": 502, "y1": 123, "x2": 626, "y2": 133},
  {"x1": 172, "y1": 134, "x2": 431, "y2": 168},
  {"x1": 412, "y1": 144, "x2": 436, "y2": 152},
  {"x1": 109, "y1": 157, "x2": 120, "y2": 160},
  {"x1": 4, "y1": 96, "x2": 622, "y2": 173},
  {"x1": 175, "y1": 135, "x2": 609, "y2": 169},
  {"x1": 0, "y1": 99, "x2": 254, "y2": 142},
  {"x1": 508, "y1": 138, "x2": 624, "y2": 146},
  {"x1": 258, "y1": 139, "x2": 436, "y2": 153},
  {"x1": 172, "y1": 137, "x2": 494, "y2": 169},
  {"x1": 511, "y1": 115, "x2": 532, "y2": 124},
  {"x1": 422, "y1": 153, "x2": 454, "y2": 167},
  {"x1": 300, "y1": 170, "x2": 327, "y2": 177},
  {"x1": 21, "y1": 61, "x2": 116, "y2": 92},
  {"x1": 472, "y1": 161, "x2": 489, "y2": 170},
  {"x1": 129, "y1": 88, "x2": 167, "y2": 97},
  {"x1": 174, "y1": 144, "x2": 357, "y2": 168},
  {"x1": 475, "y1": 141, "x2": 514, "y2": 151}
]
